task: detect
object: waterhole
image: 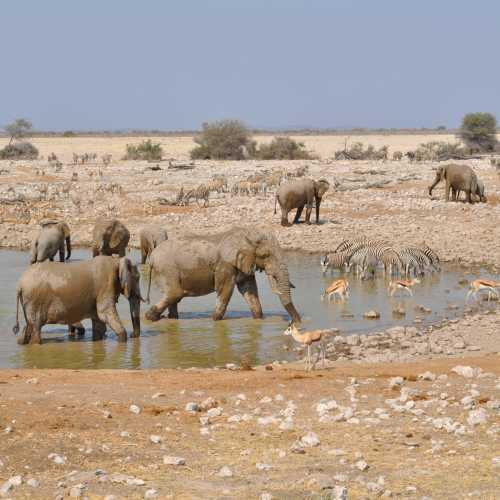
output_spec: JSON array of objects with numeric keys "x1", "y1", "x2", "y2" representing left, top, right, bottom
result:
[{"x1": 0, "y1": 249, "x2": 496, "y2": 369}]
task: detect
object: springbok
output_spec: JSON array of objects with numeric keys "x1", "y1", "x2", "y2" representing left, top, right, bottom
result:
[
  {"x1": 466, "y1": 279, "x2": 500, "y2": 302},
  {"x1": 387, "y1": 278, "x2": 420, "y2": 297},
  {"x1": 284, "y1": 322, "x2": 327, "y2": 371},
  {"x1": 322, "y1": 278, "x2": 349, "y2": 302}
]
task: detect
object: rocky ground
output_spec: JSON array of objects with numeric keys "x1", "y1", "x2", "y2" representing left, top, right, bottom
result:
[
  {"x1": 0, "y1": 358, "x2": 499, "y2": 499},
  {"x1": 1, "y1": 136, "x2": 499, "y2": 498}
]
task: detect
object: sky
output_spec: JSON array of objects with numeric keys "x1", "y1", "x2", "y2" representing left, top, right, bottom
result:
[{"x1": 1, "y1": 0, "x2": 499, "y2": 131}]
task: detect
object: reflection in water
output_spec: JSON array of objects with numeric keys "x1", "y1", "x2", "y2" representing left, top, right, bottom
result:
[{"x1": 0, "y1": 249, "x2": 497, "y2": 369}]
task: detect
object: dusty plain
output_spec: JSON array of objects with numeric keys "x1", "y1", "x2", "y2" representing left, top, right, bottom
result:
[{"x1": 0, "y1": 134, "x2": 499, "y2": 499}]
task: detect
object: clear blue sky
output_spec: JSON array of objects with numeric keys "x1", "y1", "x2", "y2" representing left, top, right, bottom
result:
[{"x1": 1, "y1": 0, "x2": 499, "y2": 131}]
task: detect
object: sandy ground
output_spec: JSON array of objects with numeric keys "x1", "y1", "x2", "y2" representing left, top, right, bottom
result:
[{"x1": 1, "y1": 135, "x2": 500, "y2": 498}]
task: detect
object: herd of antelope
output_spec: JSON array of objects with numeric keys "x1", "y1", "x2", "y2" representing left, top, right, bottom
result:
[{"x1": 286, "y1": 237, "x2": 499, "y2": 370}]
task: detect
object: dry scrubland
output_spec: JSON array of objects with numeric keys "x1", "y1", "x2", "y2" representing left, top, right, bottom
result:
[{"x1": 0, "y1": 134, "x2": 499, "y2": 499}]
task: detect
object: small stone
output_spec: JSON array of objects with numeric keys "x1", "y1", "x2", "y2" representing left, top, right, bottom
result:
[
  {"x1": 389, "y1": 376, "x2": 404, "y2": 389},
  {"x1": 200, "y1": 397, "x2": 217, "y2": 410},
  {"x1": 163, "y1": 455, "x2": 185, "y2": 466},
  {"x1": 48, "y1": 453, "x2": 66, "y2": 465},
  {"x1": 185, "y1": 402, "x2": 199, "y2": 412},
  {"x1": 0, "y1": 481, "x2": 13, "y2": 497},
  {"x1": 129, "y1": 404, "x2": 141, "y2": 414},
  {"x1": 418, "y1": 371, "x2": 436, "y2": 381},
  {"x1": 26, "y1": 377, "x2": 39, "y2": 384},
  {"x1": 151, "y1": 392, "x2": 165, "y2": 399},
  {"x1": 144, "y1": 489, "x2": 158, "y2": 499},
  {"x1": 8, "y1": 476, "x2": 22, "y2": 486},
  {"x1": 102, "y1": 411, "x2": 112, "y2": 419},
  {"x1": 451, "y1": 366, "x2": 481, "y2": 378},
  {"x1": 355, "y1": 459, "x2": 369, "y2": 471},
  {"x1": 260, "y1": 493, "x2": 273, "y2": 500},
  {"x1": 69, "y1": 484, "x2": 85, "y2": 498},
  {"x1": 363, "y1": 310, "x2": 380, "y2": 319},
  {"x1": 467, "y1": 408, "x2": 488, "y2": 426},
  {"x1": 207, "y1": 407, "x2": 223, "y2": 418},
  {"x1": 300, "y1": 431, "x2": 320, "y2": 447},
  {"x1": 256, "y1": 463, "x2": 272, "y2": 471},
  {"x1": 492, "y1": 457, "x2": 500, "y2": 468},
  {"x1": 217, "y1": 466, "x2": 233, "y2": 477},
  {"x1": 150, "y1": 435, "x2": 162, "y2": 444},
  {"x1": 331, "y1": 485, "x2": 348, "y2": 500},
  {"x1": 27, "y1": 478, "x2": 40, "y2": 488}
]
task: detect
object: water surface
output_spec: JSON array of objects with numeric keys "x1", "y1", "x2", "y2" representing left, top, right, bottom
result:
[{"x1": 0, "y1": 249, "x2": 496, "y2": 369}]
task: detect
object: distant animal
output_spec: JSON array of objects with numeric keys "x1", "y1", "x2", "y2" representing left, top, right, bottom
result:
[
  {"x1": 184, "y1": 184, "x2": 210, "y2": 207},
  {"x1": 92, "y1": 218, "x2": 130, "y2": 257},
  {"x1": 30, "y1": 220, "x2": 71, "y2": 264},
  {"x1": 284, "y1": 322, "x2": 326, "y2": 371},
  {"x1": 388, "y1": 278, "x2": 420, "y2": 297},
  {"x1": 139, "y1": 225, "x2": 168, "y2": 265},
  {"x1": 322, "y1": 278, "x2": 349, "y2": 302},
  {"x1": 428, "y1": 164, "x2": 478, "y2": 204},
  {"x1": 274, "y1": 178, "x2": 330, "y2": 226},
  {"x1": 466, "y1": 279, "x2": 500, "y2": 302}
]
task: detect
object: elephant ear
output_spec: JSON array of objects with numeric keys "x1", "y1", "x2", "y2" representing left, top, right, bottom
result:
[
  {"x1": 219, "y1": 231, "x2": 256, "y2": 275},
  {"x1": 119, "y1": 257, "x2": 133, "y2": 298},
  {"x1": 109, "y1": 221, "x2": 123, "y2": 249},
  {"x1": 59, "y1": 222, "x2": 70, "y2": 238},
  {"x1": 315, "y1": 179, "x2": 330, "y2": 197}
]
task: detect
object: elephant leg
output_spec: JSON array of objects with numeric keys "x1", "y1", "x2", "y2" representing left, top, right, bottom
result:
[
  {"x1": 213, "y1": 276, "x2": 236, "y2": 321},
  {"x1": 119, "y1": 247, "x2": 126, "y2": 257},
  {"x1": 445, "y1": 181, "x2": 450, "y2": 201},
  {"x1": 237, "y1": 275, "x2": 263, "y2": 319},
  {"x1": 305, "y1": 205, "x2": 312, "y2": 224},
  {"x1": 92, "y1": 318, "x2": 107, "y2": 341},
  {"x1": 17, "y1": 324, "x2": 32, "y2": 345},
  {"x1": 167, "y1": 302, "x2": 179, "y2": 319},
  {"x1": 92, "y1": 247, "x2": 99, "y2": 257},
  {"x1": 146, "y1": 291, "x2": 183, "y2": 321},
  {"x1": 293, "y1": 205, "x2": 304, "y2": 224},
  {"x1": 466, "y1": 190, "x2": 473, "y2": 204},
  {"x1": 98, "y1": 307, "x2": 127, "y2": 342},
  {"x1": 280, "y1": 207, "x2": 291, "y2": 227},
  {"x1": 59, "y1": 243, "x2": 65, "y2": 262},
  {"x1": 141, "y1": 247, "x2": 148, "y2": 265},
  {"x1": 29, "y1": 322, "x2": 43, "y2": 345}
]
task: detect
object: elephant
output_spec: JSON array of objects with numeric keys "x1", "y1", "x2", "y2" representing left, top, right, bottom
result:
[
  {"x1": 428, "y1": 164, "x2": 478, "y2": 203},
  {"x1": 274, "y1": 178, "x2": 330, "y2": 226},
  {"x1": 13, "y1": 256, "x2": 141, "y2": 345},
  {"x1": 30, "y1": 220, "x2": 71, "y2": 264},
  {"x1": 139, "y1": 225, "x2": 169, "y2": 264},
  {"x1": 92, "y1": 218, "x2": 130, "y2": 257},
  {"x1": 144, "y1": 227, "x2": 301, "y2": 323},
  {"x1": 456, "y1": 177, "x2": 487, "y2": 203}
]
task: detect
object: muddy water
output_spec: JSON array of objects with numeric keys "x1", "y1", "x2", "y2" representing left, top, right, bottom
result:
[{"x1": 0, "y1": 249, "x2": 496, "y2": 369}]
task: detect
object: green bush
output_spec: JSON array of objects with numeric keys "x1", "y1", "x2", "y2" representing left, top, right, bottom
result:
[
  {"x1": 0, "y1": 141, "x2": 38, "y2": 159},
  {"x1": 256, "y1": 137, "x2": 313, "y2": 160},
  {"x1": 124, "y1": 139, "x2": 163, "y2": 161},
  {"x1": 458, "y1": 112, "x2": 497, "y2": 152},
  {"x1": 334, "y1": 142, "x2": 388, "y2": 160},
  {"x1": 190, "y1": 120, "x2": 254, "y2": 160},
  {"x1": 413, "y1": 141, "x2": 466, "y2": 161}
]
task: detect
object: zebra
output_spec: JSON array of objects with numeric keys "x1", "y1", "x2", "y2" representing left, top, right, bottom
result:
[
  {"x1": 396, "y1": 246, "x2": 432, "y2": 276},
  {"x1": 333, "y1": 237, "x2": 371, "y2": 255},
  {"x1": 320, "y1": 251, "x2": 351, "y2": 274},
  {"x1": 419, "y1": 243, "x2": 440, "y2": 271},
  {"x1": 184, "y1": 184, "x2": 210, "y2": 207}
]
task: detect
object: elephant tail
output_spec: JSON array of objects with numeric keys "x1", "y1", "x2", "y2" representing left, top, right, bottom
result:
[
  {"x1": 13, "y1": 289, "x2": 25, "y2": 335},
  {"x1": 274, "y1": 194, "x2": 278, "y2": 215},
  {"x1": 30, "y1": 239, "x2": 38, "y2": 264},
  {"x1": 146, "y1": 263, "x2": 153, "y2": 304}
]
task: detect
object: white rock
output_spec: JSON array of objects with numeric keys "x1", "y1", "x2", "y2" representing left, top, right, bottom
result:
[
  {"x1": 418, "y1": 371, "x2": 436, "y2": 381},
  {"x1": 48, "y1": 453, "x2": 66, "y2": 465},
  {"x1": 207, "y1": 407, "x2": 223, "y2": 418},
  {"x1": 0, "y1": 481, "x2": 13, "y2": 497},
  {"x1": 129, "y1": 404, "x2": 141, "y2": 414},
  {"x1": 163, "y1": 455, "x2": 185, "y2": 466},
  {"x1": 389, "y1": 377, "x2": 404, "y2": 389},
  {"x1": 8, "y1": 476, "x2": 22, "y2": 486},
  {"x1": 127, "y1": 478, "x2": 145, "y2": 486},
  {"x1": 27, "y1": 478, "x2": 40, "y2": 488},
  {"x1": 150, "y1": 435, "x2": 162, "y2": 444},
  {"x1": 185, "y1": 402, "x2": 199, "y2": 412},
  {"x1": 451, "y1": 366, "x2": 481, "y2": 378},
  {"x1": 151, "y1": 392, "x2": 165, "y2": 399},
  {"x1": 144, "y1": 489, "x2": 158, "y2": 499},
  {"x1": 260, "y1": 493, "x2": 273, "y2": 500},
  {"x1": 217, "y1": 466, "x2": 233, "y2": 477},
  {"x1": 227, "y1": 415, "x2": 242, "y2": 423},
  {"x1": 467, "y1": 408, "x2": 488, "y2": 426},
  {"x1": 279, "y1": 418, "x2": 294, "y2": 431},
  {"x1": 102, "y1": 410, "x2": 112, "y2": 419},
  {"x1": 120, "y1": 431, "x2": 131, "y2": 438},
  {"x1": 256, "y1": 463, "x2": 272, "y2": 471},
  {"x1": 200, "y1": 397, "x2": 217, "y2": 411},
  {"x1": 492, "y1": 457, "x2": 500, "y2": 468},
  {"x1": 355, "y1": 459, "x2": 369, "y2": 471},
  {"x1": 257, "y1": 416, "x2": 280, "y2": 426},
  {"x1": 331, "y1": 485, "x2": 348, "y2": 499},
  {"x1": 300, "y1": 431, "x2": 320, "y2": 447},
  {"x1": 259, "y1": 396, "x2": 272, "y2": 404},
  {"x1": 26, "y1": 377, "x2": 39, "y2": 384}
]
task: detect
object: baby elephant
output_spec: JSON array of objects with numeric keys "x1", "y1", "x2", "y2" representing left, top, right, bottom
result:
[
  {"x1": 14, "y1": 256, "x2": 141, "y2": 344},
  {"x1": 30, "y1": 220, "x2": 71, "y2": 264},
  {"x1": 139, "y1": 225, "x2": 168, "y2": 265}
]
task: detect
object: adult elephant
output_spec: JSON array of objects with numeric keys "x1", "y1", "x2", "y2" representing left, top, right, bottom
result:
[
  {"x1": 145, "y1": 227, "x2": 301, "y2": 323},
  {"x1": 139, "y1": 225, "x2": 169, "y2": 264},
  {"x1": 428, "y1": 164, "x2": 478, "y2": 203},
  {"x1": 274, "y1": 178, "x2": 330, "y2": 226},
  {"x1": 92, "y1": 218, "x2": 130, "y2": 257},
  {"x1": 13, "y1": 256, "x2": 141, "y2": 344},
  {"x1": 30, "y1": 220, "x2": 71, "y2": 264}
]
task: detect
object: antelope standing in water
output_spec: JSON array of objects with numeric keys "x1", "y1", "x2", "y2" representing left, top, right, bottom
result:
[
  {"x1": 387, "y1": 278, "x2": 420, "y2": 297},
  {"x1": 284, "y1": 322, "x2": 327, "y2": 371},
  {"x1": 466, "y1": 279, "x2": 500, "y2": 302},
  {"x1": 322, "y1": 278, "x2": 350, "y2": 302}
]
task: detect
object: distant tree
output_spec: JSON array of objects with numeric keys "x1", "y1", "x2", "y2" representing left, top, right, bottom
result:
[
  {"x1": 63, "y1": 130, "x2": 76, "y2": 137},
  {"x1": 436, "y1": 125, "x2": 446, "y2": 131},
  {"x1": 190, "y1": 120, "x2": 255, "y2": 160},
  {"x1": 256, "y1": 137, "x2": 314, "y2": 160},
  {"x1": 458, "y1": 112, "x2": 497, "y2": 152},
  {"x1": 5, "y1": 118, "x2": 32, "y2": 145}
]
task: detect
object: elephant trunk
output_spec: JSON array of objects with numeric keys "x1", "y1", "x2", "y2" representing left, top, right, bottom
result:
[
  {"x1": 266, "y1": 262, "x2": 301, "y2": 324},
  {"x1": 65, "y1": 236, "x2": 71, "y2": 261},
  {"x1": 129, "y1": 295, "x2": 141, "y2": 337},
  {"x1": 428, "y1": 176, "x2": 440, "y2": 195}
]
